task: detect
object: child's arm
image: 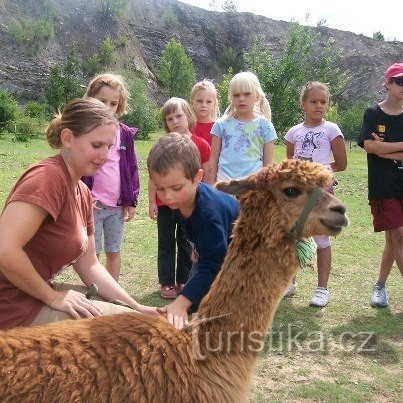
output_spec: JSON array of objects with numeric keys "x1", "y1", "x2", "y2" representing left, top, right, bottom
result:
[
  {"x1": 205, "y1": 135, "x2": 221, "y2": 185},
  {"x1": 363, "y1": 136, "x2": 403, "y2": 155},
  {"x1": 263, "y1": 141, "x2": 275, "y2": 166},
  {"x1": 330, "y1": 136, "x2": 347, "y2": 172},
  {"x1": 163, "y1": 295, "x2": 192, "y2": 329},
  {"x1": 148, "y1": 179, "x2": 158, "y2": 220},
  {"x1": 285, "y1": 140, "x2": 295, "y2": 159}
]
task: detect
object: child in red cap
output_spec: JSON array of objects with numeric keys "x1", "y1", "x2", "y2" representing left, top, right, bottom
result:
[{"x1": 358, "y1": 62, "x2": 403, "y2": 307}]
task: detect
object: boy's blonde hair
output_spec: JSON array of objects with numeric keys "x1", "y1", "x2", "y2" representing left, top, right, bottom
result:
[
  {"x1": 222, "y1": 71, "x2": 271, "y2": 120},
  {"x1": 190, "y1": 79, "x2": 220, "y2": 120},
  {"x1": 147, "y1": 132, "x2": 201, "y2": 180},
  {"x1": 300, "y1": 81, "x2": 330, "y2": 108},
  {"x1": 84, "y1": 73, "x2": 130, "y2": 118},
  {"x1": 161, "y1": 97, "x2": 196, "y2": 133}
]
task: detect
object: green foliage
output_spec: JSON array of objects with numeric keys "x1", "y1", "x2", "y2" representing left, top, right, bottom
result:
[
  {"x1": 122, "y1": 75, "x2": 160, "y2": 141},
  {"x1": 0, "y1": 91, "x2": 19, "y2": 132},
  {"x1": 244, "y1": 24, "x2": 350, "y2": 136},
  {"x1": 162, "y1": 7, "x2": 179, "y2": 28},
  {"x1": 44, "y1": 48, "x2": 84, "y2": 112},
  {"x1": 216, "y1": 67, "x2": 233, "y2": 112},
  {"x1": 100, "y1": 0, "x2": 130, "y2": 21},
  {"x1": 219, "y1": 46, "x2": 241, "y2": 72},
  {"x1": 99, "y1": 37, "x2": 117, "y2": 67},
  {"x1": 158, "y1": 39, "x2": 196, "y2": 99},
  {"x1": 82, "y1": 54, "x2": 102, "y2": 77},
  {"x1": 337, "y1": 103, "x2": 367, "y2": 143},
  {"x1": 373, "y1": 31, "x2": 385, "y2": 41},
  {"x1": 24, "y1": 101, "x2": 48, "y2": 120},
  {"x1": 9, "y1": 17, "x2": 54, "y2": 54},
  {"x1": 13, "y1": 116, "x2": 41, "y2": 142}
]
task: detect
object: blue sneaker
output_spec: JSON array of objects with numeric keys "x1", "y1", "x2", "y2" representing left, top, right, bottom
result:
[{"x1": 371, "y1": 284, "x2": 388, "y2": 307}]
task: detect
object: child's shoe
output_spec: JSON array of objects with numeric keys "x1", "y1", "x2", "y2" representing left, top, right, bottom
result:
[
  {"x1": 160, "y1": 284, "x2": 178, "y2": 299},
  {"x1": 371, "y1": 284, "x2": 388, "y2": 307},
  {"x1": 310, "y1": 287, "x2": 330, "y2": 307}
]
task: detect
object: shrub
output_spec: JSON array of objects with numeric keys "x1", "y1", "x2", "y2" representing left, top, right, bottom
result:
[
  {"x1": 13, "y1": 116, "x2": 42, "y2": 142},
  {"x1": 0, "y1": 91, "x2": 20, "y2": 132},
  {"x1": 24, "y1": 101, "x2": 48, "y2": 120},
  {"x1": 122, "y1": 75, "x2": 160, "y2": 141}
]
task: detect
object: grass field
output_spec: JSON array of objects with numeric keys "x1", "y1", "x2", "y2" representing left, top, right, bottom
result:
[{"x1": 0, "y1": 133, "x2": 402, "y2": 402}]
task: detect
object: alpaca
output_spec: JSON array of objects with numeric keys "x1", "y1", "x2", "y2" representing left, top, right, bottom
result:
[{"x1": 0, "y1": 160, "x2": 348, "y2": 402}]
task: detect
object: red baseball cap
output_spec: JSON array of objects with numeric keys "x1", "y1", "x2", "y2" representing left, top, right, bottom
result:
[{"x1": 385, "y1": 63, "x2": 403, "y2": 81}]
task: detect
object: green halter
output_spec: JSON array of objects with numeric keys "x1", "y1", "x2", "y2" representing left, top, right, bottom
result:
[{"x1": 290, "y1": 188, "x2": 323, "y2": 237}]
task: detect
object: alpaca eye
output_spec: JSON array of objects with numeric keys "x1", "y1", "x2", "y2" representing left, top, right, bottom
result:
[{"x1": 283, "y1": 188, "x2": 300, "y2": 198}]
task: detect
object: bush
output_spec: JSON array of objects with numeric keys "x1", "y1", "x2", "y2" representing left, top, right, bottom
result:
[
  {"x1": 13, "y1": 116, "x2": 42, "y2": 142},
  {"x1": 0, "y1": 91, "x2": 20, "y2": 132},
  {"x1": 24, "y1": 101, "x2": 48, "y2": 120},
  {"x1": 122, "y1": 75, "x2": 160, "y2": 141}
]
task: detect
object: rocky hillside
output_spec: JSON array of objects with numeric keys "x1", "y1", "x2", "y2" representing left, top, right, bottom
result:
[{"x1": 0, "y1": 0, "x2": 402, "y2": 104}]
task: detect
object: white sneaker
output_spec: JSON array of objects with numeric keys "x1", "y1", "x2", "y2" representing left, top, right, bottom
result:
[
  {"x1": 310, "y1": 287, "x2": 330, "y2": 307},
  {"x1": 283, "y1": 282, "x2": 297, "y2": 297}
]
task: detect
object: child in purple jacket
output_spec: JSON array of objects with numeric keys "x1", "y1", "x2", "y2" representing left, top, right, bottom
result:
[{"x1": 82, "y1": 74, "x2": 139, "y2": 281}]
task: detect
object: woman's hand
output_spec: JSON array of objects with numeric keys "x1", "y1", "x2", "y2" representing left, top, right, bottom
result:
[
  {"x1": 49, "y1": 290, "x2": 103, "y2": 319},
  {"x1": 135, "y1": 304, "x2": 163, "y2": 316}
]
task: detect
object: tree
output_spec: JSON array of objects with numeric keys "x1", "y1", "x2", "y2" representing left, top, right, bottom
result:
[
  {"x1": 158, "y1": 39, "x2": 196, "y2": 99},
  {"x1": 100, "y1": 0, "x2": 130, "y2": 21},
  {"x1": 373, "y1": 31, "x2": 384, "y2": 41},
  {"x1": 45, "y1": 48, "x2": 84, "y2": 112},
  {"x1": 243, "y1": 24, "x2": 350, "y2": 136},
  {"x1": 123, "y1": 74, "x2": 160, "y2": 140},
  {"x1": 0, "y1": 91, "x2": 19, "y2": 132},
  {"x1": 222, "y1": 0, "x2": 237, "y2": 12}
]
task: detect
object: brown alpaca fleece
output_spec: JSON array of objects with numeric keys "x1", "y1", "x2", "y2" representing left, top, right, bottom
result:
[{"x1": 0, "y1": 159, "x2": 348, "y2": 402}]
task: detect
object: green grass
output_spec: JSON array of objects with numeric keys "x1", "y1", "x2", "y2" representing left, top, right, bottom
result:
[{"x1": 0, "y1": 133, "x2": 402, "y2": 402}]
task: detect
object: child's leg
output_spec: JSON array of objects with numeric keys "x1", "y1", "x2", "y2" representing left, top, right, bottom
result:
[
  {"x1": 176, "y1": 222, "x2": 192, "y2": 285},
  {"x1": 378, "y1": 230, "x2": 394, "y2": 282},
  {"x1": 310, "y1": 236, "x2": 331, "y2": 307},
  {"x1": 390, "y1": 226, "x2": 403, "y2": 276},
  {"x1": 103, "y1": 206, "x2": 125, "y2": 281},
  {"x1": 317, "y1": 246, "x2": 331, "y2": 288},
  {"x1": 157, "y1": 206, "x2": 176, "y2": 286},
  {"x1": 94, "y1": 203, "x2": 106, "y2": 259}
]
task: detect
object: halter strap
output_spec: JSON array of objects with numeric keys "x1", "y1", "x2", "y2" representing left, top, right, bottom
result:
[{"x1": 290, "y1": 188, "x2": 323, "y2": 237}]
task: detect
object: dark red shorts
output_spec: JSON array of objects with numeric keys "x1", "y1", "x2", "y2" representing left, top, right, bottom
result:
[{"x1": 370, "y1": 198, "x2": 403, "y2": 232}]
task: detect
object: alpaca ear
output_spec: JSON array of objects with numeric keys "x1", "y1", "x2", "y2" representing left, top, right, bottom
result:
[{"x1": 215, "y1": 178, "x2": 256, "y2": 196}]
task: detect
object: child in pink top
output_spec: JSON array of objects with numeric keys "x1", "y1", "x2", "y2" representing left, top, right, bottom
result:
[
  {"x1": 148, "y1": 98, "x2": 211, "y2": 299},
  {"x1": 190, "y1": 80, "x2": 220, "y2": 145},
  {"x1": 82, "y1": 73, "x2": 139, "y2": 281}
]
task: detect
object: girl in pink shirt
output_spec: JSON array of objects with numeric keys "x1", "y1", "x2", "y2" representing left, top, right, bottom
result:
[{"x1": 82, "y1": 74, "x2": 140, "y2": 281}]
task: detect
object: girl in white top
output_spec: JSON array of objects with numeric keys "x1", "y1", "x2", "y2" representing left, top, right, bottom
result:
[
  {"x1": 284, "y1": 81, "x2": 347, "y2": 307},
  {"x1": 207, "y1": 71, "x2": 277, "y2": 183}
]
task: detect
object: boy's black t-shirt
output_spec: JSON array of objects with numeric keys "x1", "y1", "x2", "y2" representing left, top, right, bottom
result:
[{"x1": 358, "y1": 105, "x2": 403, "y2": 199}]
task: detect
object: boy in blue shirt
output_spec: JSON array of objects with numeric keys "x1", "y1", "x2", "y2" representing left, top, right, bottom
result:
[{"x1": 148, "y1": 132, "x2": 239, "y2": 329}]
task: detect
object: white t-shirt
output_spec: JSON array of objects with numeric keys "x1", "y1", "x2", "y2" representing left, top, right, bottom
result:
[{"x1": 284, "y1": 121, "x2": 343, "y2": 169}]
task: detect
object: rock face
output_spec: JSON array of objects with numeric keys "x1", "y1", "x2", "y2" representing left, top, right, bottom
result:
[{"x1": 0, "y1": 0, "x2": 402, "y2": 103}]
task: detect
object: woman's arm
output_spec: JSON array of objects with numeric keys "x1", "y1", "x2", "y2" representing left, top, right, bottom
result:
[
  {"x1": 0, "y1": 202, "x2": 101, "y2": 319},
  {"x1": 73, "y1": 236, "x2": 160, "y2": 315},
  {"x1": 330, "y1": 136, "x2": 347, "y2": 172},
  {"x1": 263, "y1": 141, "x2": 275, "y2": 166},
  {"x1": 205, "y1": 134, "x2": 221, "y2": 184},
  {"x1": 285, "y1": 140, "x2": 295, "y2": 159}
]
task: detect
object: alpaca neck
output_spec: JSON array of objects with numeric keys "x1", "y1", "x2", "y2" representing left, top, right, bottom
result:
[{"x1": 195, "y1": 227, "x2": 298, "y2": 357}]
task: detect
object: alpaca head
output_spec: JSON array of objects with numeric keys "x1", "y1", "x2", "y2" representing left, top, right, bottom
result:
[{"x1": 215, "y1": 159, "x2": 348, "y2": 241}]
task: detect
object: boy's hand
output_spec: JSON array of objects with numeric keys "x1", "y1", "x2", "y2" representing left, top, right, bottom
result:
[
  {"x1": 165, "y1": 295, "x2": 192, "y2": 329},
  {"x1": 149, "y1": 203, "x2": 158, "y2": 220}
]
